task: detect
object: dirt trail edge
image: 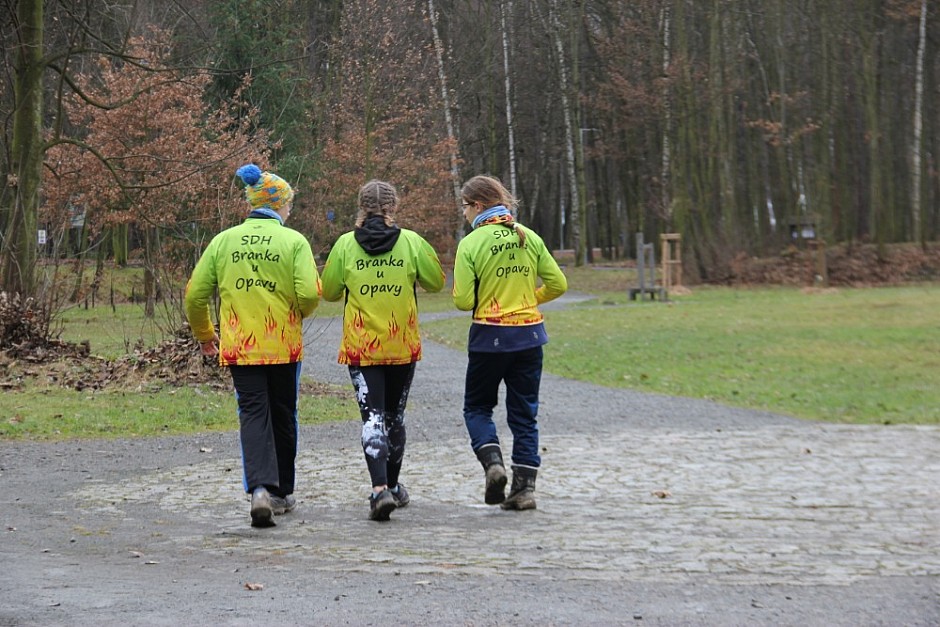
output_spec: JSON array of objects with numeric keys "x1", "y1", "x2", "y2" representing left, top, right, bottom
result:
[{"x1": 2, "y1": 294, "x2": 939, "y2": 626}]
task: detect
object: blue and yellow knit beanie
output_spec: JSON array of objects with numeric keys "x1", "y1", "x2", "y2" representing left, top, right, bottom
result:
[{"x1": 236, "y1": 164, "x2": 294, "y2": 210}]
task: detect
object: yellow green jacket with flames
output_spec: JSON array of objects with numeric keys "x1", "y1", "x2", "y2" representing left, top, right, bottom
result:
[
  {"x1": 184, "y1": 215, "x2": 320, "y2": 366},
  {"x1": 321, "y1": 228, "x2": 445, "y2": 366},
  {"x1": 452, "y1": 223, "x2": 567, "y2": 325}
]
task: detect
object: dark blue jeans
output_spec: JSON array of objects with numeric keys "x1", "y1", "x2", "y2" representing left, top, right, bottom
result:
[
  {"x1": 463, "y1": 346, "x2": 543, "y2": 467},
  {"x1": 230, "y1": 362, "x2": 301, "y2": 497}
]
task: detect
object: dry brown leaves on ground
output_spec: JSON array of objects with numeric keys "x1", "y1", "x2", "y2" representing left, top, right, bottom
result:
[
  {"x1": 1, "y1": 327, "x2": 339, "y2": 398},
  {"x1": 0, "y1": 292, "x2": 327, "y2": 392},
  {"x1": 0, "y1": 328, "x2": 229, "y2": 392},
  {"x1": 727, "y1": 242, "x2": 940, "y2": 287}
]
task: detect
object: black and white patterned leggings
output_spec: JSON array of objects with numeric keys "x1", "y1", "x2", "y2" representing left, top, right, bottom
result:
[{"x1": 348, "y1": 363, "x2": 416, "y2": 488}]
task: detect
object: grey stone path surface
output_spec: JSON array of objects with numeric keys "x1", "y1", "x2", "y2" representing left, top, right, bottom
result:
[{"x1": 2, "y1": 292, "x2": 939, "y2": 625}]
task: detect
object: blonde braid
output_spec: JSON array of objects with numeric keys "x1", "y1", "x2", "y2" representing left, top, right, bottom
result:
[{"x1": 356, "y1": 180, "x2": 399, "y2": 227}]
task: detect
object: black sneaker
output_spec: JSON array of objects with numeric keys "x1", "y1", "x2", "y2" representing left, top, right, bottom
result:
[
  {"x1": 250, "y1": 487, "x2": 275, "y2": 528},
  {"x1": 390, "y1": 484, "x2": 409, "y2": 507},
  {"x1": 270, "y1": 494, "x2": 296, "y2": 515},
  {"x1": 368, "y1": 489, "x2": 396, "y2": 522}
]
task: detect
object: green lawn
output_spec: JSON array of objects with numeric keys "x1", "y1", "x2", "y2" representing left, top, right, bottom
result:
[
  {"x1": 4, "y1": 263, "x2": 938, "y2": 440},
  {"x1": 0, "y1": 383, "x2": 356, "y2": 440},
  {"x1": 422, "y1": 281, "x2": 940, "y2": 425}
]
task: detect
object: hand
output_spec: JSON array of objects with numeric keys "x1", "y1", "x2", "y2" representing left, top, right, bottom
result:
[{"x1": 199, "y1": 334, "x2": 219, "y2": 357}]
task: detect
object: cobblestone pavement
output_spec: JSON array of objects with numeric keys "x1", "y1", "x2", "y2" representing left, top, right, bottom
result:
[
  {"x1": 416, "y1": 423, "x2": 940, "y2": 586},
  {"x1": 3, "y1": 294, "x2": 939, "y2": 625},
  {"x1": 71, "y1": 424, "x2": 940, "y2": 587}
]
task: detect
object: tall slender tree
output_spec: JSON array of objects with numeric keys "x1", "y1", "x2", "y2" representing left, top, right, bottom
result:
[
  {"x1": 428, "y1": 0, "x2": 464, "y2": 241},
  {"x1": 911, "y1": 0, "x2": 927, "y2": 245},
  {"x1": 548, "y1": 0, "x2": 582, "y2": 263},
  {"x1": 2, "y1": 0, "x2": 44, "y2": 296}
]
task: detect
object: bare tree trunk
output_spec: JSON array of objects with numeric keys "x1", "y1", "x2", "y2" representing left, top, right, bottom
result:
[
  {"x1": 773, "y1": 2, "x2": 796, "y2": 237},
  {"x1": 428, "y1": 0, "x2": 465, "y2": 242},
  {"x1": 92, "y1": 231, "x2": 108, "y2": 306},
  {"x1": 68, "y1": 220, "x2": 91, "y2": 303},
  {"x1": 569, "y1": 0, "x2": 588, "y2": 265},
  {"x1": 113, "y1": 223, "x2": 128, "y2": 266},
  {"x1": 660, "y1": 5, "x2": 673, "y2": 228},
  {"x1": 709, "y1": 3, "x2": 734, "y2": 246},
  {"x1": 2, "y1": 0, "x2": 43, "y2": 296},
  {"x1": 501, "y1": 0, "x2": 518, "y2": 201},
  {"x1": 549, "y1": 0, "x2": 581, "y2": 265},
  {"x1": 143, "y1": 227, "x2": 157, "y2": 318},
  {"x1": 527, "y1": 97, "x2": 552, "y2": 231},
  {"x1": 912, "y1": 0, "x2": 927, "y2": 246},
  {"x1": 862, "y1": 25, "x2": 883, "y2": 254}
]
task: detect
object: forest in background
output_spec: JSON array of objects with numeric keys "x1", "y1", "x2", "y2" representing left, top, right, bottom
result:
[{"x1": 1, "y1": 0, "x2": 938, "y2": 307}]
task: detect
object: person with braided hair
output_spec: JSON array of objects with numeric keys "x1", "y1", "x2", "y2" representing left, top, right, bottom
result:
[
  {"x1": 453, "y1": 175, "x2": 568, "y2": 510},
  {"x1": 320, "y1": 179, "x2": 445, "y2": 521},
  {"x1": 185, "y1": 164, "x2": 320, "y2": 528}
]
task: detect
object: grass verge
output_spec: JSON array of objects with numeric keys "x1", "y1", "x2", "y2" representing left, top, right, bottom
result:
[
  {"x1": 8, "y1": 263, "x2": 938, "y2": 439},
  {"x1": 423, "y1": 281, "x2": 940, "y2": 425},
  {"x1": 0, "y1": 382, "x2": 357, "y2": 440}
]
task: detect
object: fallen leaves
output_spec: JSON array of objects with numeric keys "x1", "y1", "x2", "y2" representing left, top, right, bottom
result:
[
  {"x1": 0, "y1": 327, "x2": 228, "y2": 391},
  {"x1": 728, "y1": 242, "x2": 940, "y2": 287},
  {"x1": 0, "y1": 325, "x2": 345, "y2": 396}
]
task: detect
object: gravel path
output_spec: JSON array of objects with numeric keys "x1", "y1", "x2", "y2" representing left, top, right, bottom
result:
[{"x1": 2, "y1": 292, "x2": 938, "y2": 625}]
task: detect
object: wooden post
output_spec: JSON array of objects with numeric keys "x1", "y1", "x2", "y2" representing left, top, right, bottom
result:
[
  {"x1": 635, "y1": 232, "x2": 646, "y2": 293},
  {"x1": 660, "y1": 233, "x2": 682, "y2": 294},
  {"x1": 808, "y1": 239, "x2": 828, "y2": 287}
]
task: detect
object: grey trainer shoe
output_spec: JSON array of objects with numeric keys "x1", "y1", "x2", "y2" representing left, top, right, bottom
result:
[
  {"x1": 368, "y1": 489, "x2": 396, "y2": 522},
  {"x1": 390, "y1": 483, "x2": 409, "y2": 507},
  {"x1": 270, "y1": 494, "x2": 296, "y2": 515},
  {"x1": 250, "y1": 487, "x2": 275, "y2": 527}
]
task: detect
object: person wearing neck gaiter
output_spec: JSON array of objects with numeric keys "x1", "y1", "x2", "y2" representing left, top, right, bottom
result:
[
  {"x1": 320, "y1": 180, "x2": 445, "y2": 521},
  {"x1": 453, "y1": 175, "x2": 568, "y2": 510},
  {"x1": 185, "y1": 164, "x2": 321, "y2": 528}
]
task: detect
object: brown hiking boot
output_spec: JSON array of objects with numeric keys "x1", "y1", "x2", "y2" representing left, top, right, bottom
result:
[
  {"x1": 500, "y1": 466, "x2": 537, "y2": 511},
  {"x1": 475, "y1": 444, "x2": 507, "y2": 505}
]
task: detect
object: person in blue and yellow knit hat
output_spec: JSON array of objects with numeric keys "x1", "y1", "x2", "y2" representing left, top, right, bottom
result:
[
  {"x1": 238, "y1": 164, "x2": 294, "y2": 212},
  {"x1": 184, "y1": 163, "x2": 320, "y2": 528}
]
